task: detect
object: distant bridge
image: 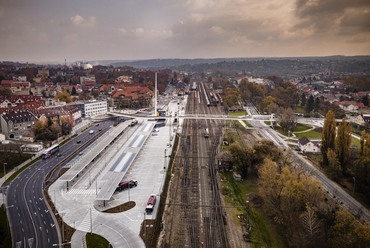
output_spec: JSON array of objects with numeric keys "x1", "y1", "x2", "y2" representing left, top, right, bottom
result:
[{"x1": 107, "y1": 112, "x2": 277, "y2": 122}]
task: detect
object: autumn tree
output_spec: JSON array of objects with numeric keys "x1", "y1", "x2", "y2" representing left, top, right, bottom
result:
[
  {"x1": 335, "y1": 117, "x2": 352, "y2": 174},
  {"x1": 258, "y1": 159, "x2": 324, "y2": 246},
  {"x1": 321, "y1": 110, "x2": 336, "y2": 166},
  {"x1": 355, "y1": 131, "x2": 370, "y2": 194},
  {"x1": 55, "y1": 91, "x2": 72, "y2": 103},
  {"x1": 276, "y1": 107, "x2": 297, "y2": 132},
  {"x1": 329, "y1": 208, "x2": 370, "y2": 248},
  {"x1": 327, "y1": 149, "x2": 342, "y2": 181}
]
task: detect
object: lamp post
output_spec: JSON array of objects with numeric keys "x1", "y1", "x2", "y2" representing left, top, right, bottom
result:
[
  {"x1": 353, "y1": 177, "x2": 356, "y2": 194},
  {"x1": 3, "y1": 162, "x2": 7, "y2": 180},
  {"x1": 246, "y1": 200, "x2": 250, "y2": 230},
  {"x1": 164, "y1": 149, "x2": 167, "y2": 170}
]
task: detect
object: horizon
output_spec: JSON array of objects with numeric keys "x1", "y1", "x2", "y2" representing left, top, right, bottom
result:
[{"x1": 3, "y1": 54, "x2": 370, "y2": 66}]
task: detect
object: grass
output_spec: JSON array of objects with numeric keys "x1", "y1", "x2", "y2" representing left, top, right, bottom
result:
[
  {"x1": 294, "y1": 124, "x2": 311, "y2": 132},
  {"x1": 0, "y1": 152, "x2": 34, "y2": 181},
  {"x1": 244, "y1": 121, "x2": 252, "y2": 127},
  {"x1": 86, "y1": 233, "x2": 111, "y2": 248},
  {"x1": 0, "y1": 206, "x2": 11, "y2": 248},
  {"x1": 228, "y1": 111, "x2": 246, "y2": 117},
  {"x1": 294, "y1": 128, "x2": 322, "y2": 140},
  {"x1": 351, "y1": 137, "x2": 361, "y2": 148},
  {"x1": 221, "y1": 172, "x2": 286, "y2": 247}
]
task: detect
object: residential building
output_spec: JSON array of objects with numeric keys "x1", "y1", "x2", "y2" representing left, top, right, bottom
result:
[
  {"x1": 0, "y1": 111, "x2": 37, "y2": 140},
  {"x1": 298, "y1": 136, "x2": 321, "y2": 153},
  {"x1": 70, "y1": 100, "x2": 108, "y2": 118}
]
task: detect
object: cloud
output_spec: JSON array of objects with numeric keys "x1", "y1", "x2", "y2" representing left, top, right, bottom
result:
[
  {"x1": 116, "y1": 27, "x2": 173, "y2": 39},
  {"x1": 0, "y1": 5, "x2": 4, "y2": 17},
  {"x1": 70, "y1": 15, "x2": 96, "y2": 28},
  {"x1": 294, "y1": 0, "x2": 370, "y2": 35}
]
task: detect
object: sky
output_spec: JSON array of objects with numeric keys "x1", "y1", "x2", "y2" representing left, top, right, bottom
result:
[{"x1": 0, "y1": 0, "x2": 369, "y2": 63}]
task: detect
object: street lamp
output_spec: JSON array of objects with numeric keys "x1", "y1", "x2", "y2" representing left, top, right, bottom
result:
[{"x1": 3, "y1": 162, "x2": 7, "y2": 180}]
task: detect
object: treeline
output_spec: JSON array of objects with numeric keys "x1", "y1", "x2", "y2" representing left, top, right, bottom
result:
[
  {"x1": 342, "y1": 75, "x2": 370, "y2": 91},
  {"x1": 321, "y1": 111, "x2": 370, "y2": 200},
  {"x1": 228, "y1": 139, "x2": 370, "y2": 247}
]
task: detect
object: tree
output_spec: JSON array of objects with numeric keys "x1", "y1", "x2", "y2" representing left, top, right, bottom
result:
[
  {"x1": 321, "y1": 110, "x2": 336, "y2": 166},
  {"x1": 329, "y1": 208, "x2": 370, "y2": 248},
  {"x1": 327, "y1": 149, "x2": 342, "y2": 181},
  {"x1": 300, "y1": 204, "x2": 322, "y2": 246},
  {"x1": 305, "y1": 95, "x2": 314, "y2": 113},
  {"x1": 314, "y1": 97, "x2": 320, "y2": 112},
  {"x1": 300, "y1": 93, "x2": 306, "y2": 107},
  {"x1": 55, "y1": 91, "x2": 72, "y2": 103},
  {"x1": 71, "y1": 86, "x2": 78, "y2": 96},
  {"x1": 276, "y1": 107, "x2": 297, "y2": 132},
  {"x1": 335, "y1": 118, "x2": 352, "y2": 174},
  {"x1": 258, "y1": 159, "x2": 323, "y2": 246},
  {"x1": 229, "y1": 143, "x2": 250, "y2": 179},
  {"x1": 0, "y1": 86, "x2": 12, "y2": 97},
  {"x1": 362, "y1": 95, "x2": 369, "y2": 107}
]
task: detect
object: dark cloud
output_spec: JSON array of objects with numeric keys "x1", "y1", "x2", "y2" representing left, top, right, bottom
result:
[{"x1": 294, "y1": 0, "x2": 370, "y2": 35}]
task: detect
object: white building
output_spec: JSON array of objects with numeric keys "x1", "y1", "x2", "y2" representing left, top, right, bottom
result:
[
  {"x1": 70, "y1": 100, "x2": 108, "y2": 118},
  {"x1": 298, "y1": 136, "x2": 321, "y2": 153}
]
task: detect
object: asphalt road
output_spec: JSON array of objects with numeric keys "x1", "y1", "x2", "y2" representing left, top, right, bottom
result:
[{"x1": 6, "y1": 121, "x2": 112, "y2": 248}]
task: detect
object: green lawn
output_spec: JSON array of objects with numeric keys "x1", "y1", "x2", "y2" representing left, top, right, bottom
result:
[
  {"x1": 228, "y1": 111, "x2": 246, "y2": 117},
  {"x1": 221, "y1": 173, "x2": 286, "y2": 247},
  {"x1": 244, "y1": 121, "x2": 252, "y2": 127},
  {"x1": 294, "y1": 128, "x2": 322, "y2": 139},
  {"x1": 294, "y1": 124, "x2": 311, "y2": 132},
  {"x1": 351, "y1": 137, "x2": 361, "y2": 148},
  {"x1": 86, "y1": 233, "x2": 111, "y2": 248}
]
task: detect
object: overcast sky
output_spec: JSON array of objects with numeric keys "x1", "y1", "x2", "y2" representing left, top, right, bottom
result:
[{"x1": 0, "y1": 0, "x2": 369, "y2": 63}]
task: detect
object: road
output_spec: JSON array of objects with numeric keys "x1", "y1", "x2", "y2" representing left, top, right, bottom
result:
[
  {"x1": 6, "y1": 121, "x2": 112, "y2": 248},
  {"x1": 245, "y1": 102, "x2": 370, "y2": 221}
]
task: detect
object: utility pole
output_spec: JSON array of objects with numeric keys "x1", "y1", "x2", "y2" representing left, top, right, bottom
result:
[{"x1": 3, "y1": 163, "x2": 7, "y2": 180}]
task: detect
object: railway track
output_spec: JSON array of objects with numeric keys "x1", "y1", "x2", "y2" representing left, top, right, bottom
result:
[{"x1": 161, "y1": 85, "x2": 230, "y2": 248}]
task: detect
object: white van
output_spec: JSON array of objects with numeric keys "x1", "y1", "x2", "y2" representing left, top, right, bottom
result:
[{"x1": 89, "y1": 130, "x2": 94, "y2": 134}]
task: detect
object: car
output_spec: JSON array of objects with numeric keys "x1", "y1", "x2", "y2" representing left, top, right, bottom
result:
[
  {"x1": 95, "y1": 123, "x2": 100, "y2": 126},
  {"x1": 153, "y1": 128, "x2": 159, "y2": 132},
  {"x1": 78, "y1": 152, "x2": 83, "y2": 156},
  {"x1": 57, "y1": 153, "x2": 62, "y2": 157},
  {"x1": 98, "y1": 128, "x2": 102, "y2": 131},
  {"x1": 152, "y1": 133, "x2": 158, "y2": 136},
  {"x1": 89, "y1": 130, "x2": 94, "y2": 134},
  {"x1": 76, "y1": 140, "x2": 81, "y2": 144}
]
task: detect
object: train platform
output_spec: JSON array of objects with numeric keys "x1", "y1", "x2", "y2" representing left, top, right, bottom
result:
[{"x1": 48, "y1": 96, "x2": 185, "y2": 248}]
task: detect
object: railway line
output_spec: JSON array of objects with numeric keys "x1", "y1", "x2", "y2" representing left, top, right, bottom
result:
[{"x1": 161, "y1": 83, "x2": 230, "y2": 248}]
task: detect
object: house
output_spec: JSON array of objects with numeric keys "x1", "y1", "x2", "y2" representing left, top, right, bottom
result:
[
  {"x1": 217, "y1": 152, "x2": 233, "y2": 170},
  {"x1": 36, "y1": 105, "x2": 82, "y2": 127},
  {"x1": 363, "y1": 114, "x2": 370, "y2": 126},
  {"x1": 298, "y1": 136, "x2": 321, "y2": 153},
  {"x1": 0, "y1": 111, "x2": 37, "y2": 140},
  {"x1": 0, "y1": 95, "x2": 44, "y2": 115}
]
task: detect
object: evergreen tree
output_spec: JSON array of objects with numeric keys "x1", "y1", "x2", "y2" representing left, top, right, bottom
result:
[
  {"x1": 335, "y1": 118, "x2": 352, "y2": 174},
  {"x1": 306, "y1": 95, "x2": 314, "y2": 113},
  {"x1": 314, "y1": 97, "x2": 320, "y2": 112},
  {"x1": 71, "y1": 86, "x2": 77, "y2": 96},
  {"x1": 301, "y1": 93, "x2": 306, "y2": 107},
  {"x1": 321, "y1": 110, "x2": 336, "y2": 166}
]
